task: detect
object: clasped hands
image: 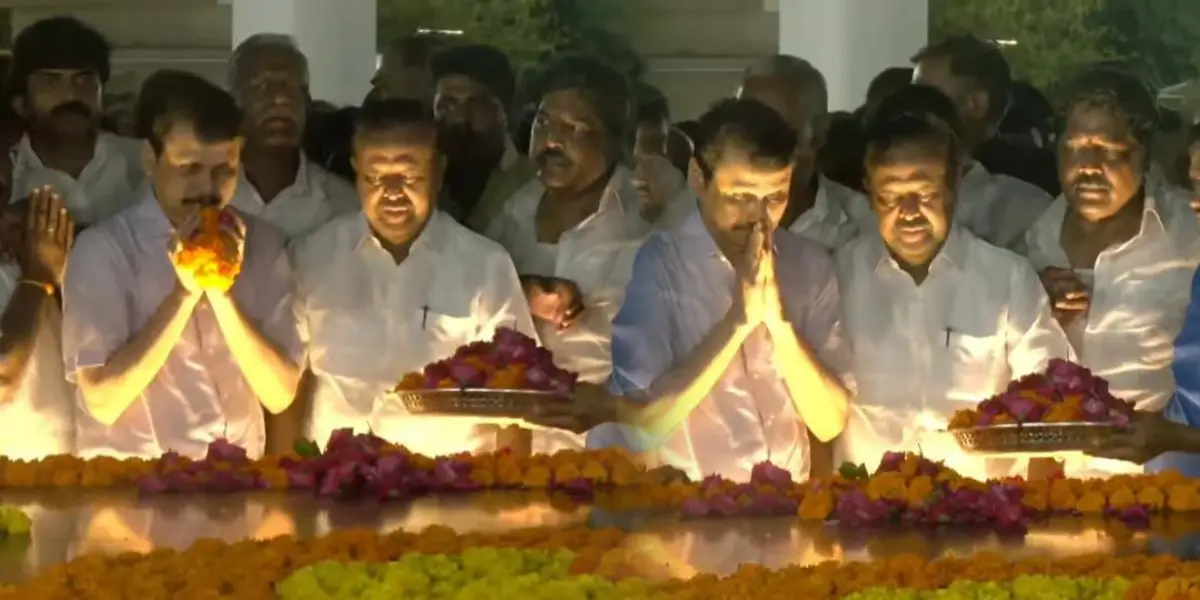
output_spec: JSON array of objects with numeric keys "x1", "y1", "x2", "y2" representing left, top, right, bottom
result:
[
  {"x1": 168, "y1": 208, "x2": 246, "y2": 297},
  {"x1": 733, "y1": 219, "x2": 786, "y2": 329}
]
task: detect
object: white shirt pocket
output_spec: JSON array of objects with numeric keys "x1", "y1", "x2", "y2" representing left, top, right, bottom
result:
[{"x1": 942, "y1": 329, "x2": 1002, "y2": 404}]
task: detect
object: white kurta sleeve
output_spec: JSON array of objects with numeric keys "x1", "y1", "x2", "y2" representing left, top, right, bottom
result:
[{"x1": 1004, "y1": 259, "x2": 1076, "y2": 377}]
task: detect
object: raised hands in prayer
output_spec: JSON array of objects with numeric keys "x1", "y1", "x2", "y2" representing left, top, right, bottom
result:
[{"x1": 20, "y1": 186, "x2": 74, "y2": 286}]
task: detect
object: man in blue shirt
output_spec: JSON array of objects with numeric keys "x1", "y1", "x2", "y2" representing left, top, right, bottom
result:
[{"x1": 584, "y1": 98, "x2": 853, "y2": 482}]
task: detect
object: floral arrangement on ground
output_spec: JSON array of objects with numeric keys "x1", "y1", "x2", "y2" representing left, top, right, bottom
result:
[
  {"x1": 3, "y1": 430, "x2": 1200, "y2": 528},
  {"x1": 6, "y1": 524, "x2": 1200, "y2": 599}
]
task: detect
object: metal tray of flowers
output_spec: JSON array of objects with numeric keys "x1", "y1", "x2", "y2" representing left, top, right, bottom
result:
[
  {"x1": 950, "y1": 422, "x2": 1122, "y2": 455},
  {"x1": 388, "y1": 388, "x2": 561, "y2": 417}
]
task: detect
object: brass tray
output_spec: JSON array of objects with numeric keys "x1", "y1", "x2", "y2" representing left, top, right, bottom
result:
[
  {"x1": 949, "y1": 422, "x2": 1122, "y2": 455},
  {"x1": 388, "y1": 388, "x2": 561, "y2": 417}
]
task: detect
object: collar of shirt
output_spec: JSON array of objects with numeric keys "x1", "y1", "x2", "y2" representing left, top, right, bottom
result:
[
  {"x1": 235, "y1": 152, "x2": 314, "y2": 202},
  {"x1": 507, "y1": 164, "x2": 641, "y2": 240},
  {"x1": 353, "y1": 209, "x2": 448, "y2": 262},
  {"x1": 1026, "y1": 192, "x2": 1170, "y2": 268},
  {"x1": 870, "y1": 225, "x2": 968, "y2": 278},
  {"x1": 12, "y1": 132, "x2": 112, "y2": 175}
]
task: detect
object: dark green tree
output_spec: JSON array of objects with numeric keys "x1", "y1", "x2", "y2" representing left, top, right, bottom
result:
[
  {"x1": 1095, "y1": 0, "x2": 1200, "y2": 90},
  {"x1": 929, "y1": 0, "x2": 1113, "y2": 93}
]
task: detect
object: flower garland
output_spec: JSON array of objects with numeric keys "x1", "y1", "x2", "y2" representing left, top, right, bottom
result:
[
  {"x1": 4, "y1": 437, "x2": 1200, "y2": 528},
  {"x1": 276, "y1": 548, "x2": 657, "y2": 599},
  {"x1": 6, "y1": 525, "x2": 1200, "y2": 599},
  {"x1": 0, "y1": 506, "x2": 29, "y2": 537}
]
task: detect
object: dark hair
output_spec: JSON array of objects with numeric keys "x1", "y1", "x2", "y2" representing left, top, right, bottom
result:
[
  {"x1": 429, "y1": 44, "x2": 515, "y2": 106},
  {"x1": 865, "y1": 67, "x2": 914, "y2": 106},
  {"x1": 636, "y1": 93, "x2": 670, "y2": 127},
  {"x1": 863, "y1": 84, "x2": 962, "y2": 177},
  {"x1": 354, "y1": 98, "x2": 437, "y2": 143},
  {"x1": 11, "y1": 16, "x2": 111, "y2": 97},
  {"x1": 693, "y1": 98, "x2": 797, "y2": 180},
  {"x1": 135, "y1": 70, "x2": 242, "y2": 156},
  {"x1": 1059, "y1": 64, "x2": 1158, "y2": 147},
  {"x1": 675, "y1": 120, "x2": 704, "y2": 151},
  {"x1": 538, "y1": 54, "x2": 631, "y2": 142},
  {"x1": 1159, "y1": 108, "x2": 1184, "y2": 134},
  {"x1": 912, "y1": 35, "x2": 1011, "y2": 124}
]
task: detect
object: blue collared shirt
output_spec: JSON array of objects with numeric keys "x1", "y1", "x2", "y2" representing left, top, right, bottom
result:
[
  {"x1": 588, "y1": 208, "x2": 853, "y2": 482},
  {"x1": 1149, "y1": 266, "x2": 1200, "y2": 476}
]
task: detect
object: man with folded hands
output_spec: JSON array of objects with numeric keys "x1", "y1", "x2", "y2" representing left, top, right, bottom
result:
[
  {"x1": 286, "y1": 99, "x2": 538, "y2": 456},
  {"x1": 580, "y1": 98, "x2": 853, "y2": 482},
  {"x1": 61, "y1": 72, "x2": 303, "y2": 459}
]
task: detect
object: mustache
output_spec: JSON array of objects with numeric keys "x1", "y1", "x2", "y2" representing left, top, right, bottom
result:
[
  {"x1": 536, "y1": 148, "x2": 570, "y2": 167},
  {"x1": 1071, "y1": 175, "x2": 1110, "y2": 189},
  {"x1": 50, "y1": 101, "x2": 93, "y2": 119}
]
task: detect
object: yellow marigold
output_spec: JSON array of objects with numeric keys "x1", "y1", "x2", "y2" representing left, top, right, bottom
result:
[
  {"x1": 799, "y1": 487, "x2": 835, "y2": 520},
  {"x1": 1075, "y1": 490, "x2": 1108, "y2": 514},
  {"x1": 906, "y1": 475, "x2": 934, "y2": 507}
]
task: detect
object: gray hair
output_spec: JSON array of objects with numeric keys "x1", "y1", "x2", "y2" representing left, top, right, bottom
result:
[
  {"x1": 742, "y1": 54, "x2": 828, "y2": 116},
  {"x1": 227, "y1": 33, "x2": 309, "y2": 90}
]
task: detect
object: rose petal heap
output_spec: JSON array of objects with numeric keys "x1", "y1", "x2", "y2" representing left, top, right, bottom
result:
[
  {"x1": 138, "y1": 437, "x2": 266, "y2": 494},
  {"x1": 948, "y1": 359, "x2": 1135, "y2": 429},
  {"x1": 679, "y1": 462, "x2": 802, "y2": 518},
  {"x1": 393, "y1": 327, "x2": 579, "y2": 393},
  {"x1": 174, "y1": 207, "x2": 239, "y2": 291}
]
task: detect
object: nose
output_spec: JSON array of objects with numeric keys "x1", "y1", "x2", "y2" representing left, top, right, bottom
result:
[{"x1": 898, "y1": 193, "x2": 923, "y2": 215}]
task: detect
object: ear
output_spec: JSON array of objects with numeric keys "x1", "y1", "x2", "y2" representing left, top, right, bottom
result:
[
  {"x1": 686, "y1": 157, "x2": 706, "y2": 195},
  {"x1": 140, "y1": 141, "x2": 157, "y2": 176},
  {"x1": 349, "y1": 156, "x2": 359, "y2": 176}
]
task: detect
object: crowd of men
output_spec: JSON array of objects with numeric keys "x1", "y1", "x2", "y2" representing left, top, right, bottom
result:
[{"x1": 4, "y1": 15, "x2": 1200, "y2": 483}]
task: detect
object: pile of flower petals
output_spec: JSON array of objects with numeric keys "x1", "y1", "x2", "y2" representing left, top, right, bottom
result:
[
  {"x1": 136, "y1": 430, "x2": 656, "y2": 499},
  {"x1": 394, "y1": 327, "x2": 579, "y2": 392},
  {"x1": 950, "y1": 359, "x2": 1136, "y2": 428}
]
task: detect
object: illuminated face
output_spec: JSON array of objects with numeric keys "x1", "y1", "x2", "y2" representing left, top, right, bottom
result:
[
  {"x1": 695, "y1": 149, "x2": 792, "y2": 256},
  {"x1": 148, "y1": 123, "x2": 243, "y2": 226},
  {"x1": 530, "y1": 89, "x2": 612, "y2": 192},
  {"x1": 866, "y1": 137, "x2": 956, "y2": 269},
  {"x1": 352, "y1": 124, "x2": 442, "y2": 246},
  {"x1": 20, "y1": 68, "x2": 102, "y2": 134},
  {"x1": 1059, "y1": 103, "x2": 1145, "y2": 222}
]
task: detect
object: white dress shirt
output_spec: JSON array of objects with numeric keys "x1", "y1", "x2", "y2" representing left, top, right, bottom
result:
[
  {"x1": 11, "y1": 133, "x2": 144, "y2": 226},
  {"x1": 487, "y1": 166, "x2": 647, "y2": 454},
  {"x1": 0, "y1": 264, "x2": 74, "y2": 459},
  {"x1": 956, "y1": 162, "x2": 1054, "y2": 253},
  {"x1": 835, "y1": 227, "x2": 1073, "y2": 479},
  {"x1": 61, "y1": 195, "x2": 303, "y2": 460},
  {"x1": 790, "y1": 176, "x2": 867, "y2": 249},
  {"x1": 229, "y1": 155, "x2": 359, "y2": 241},
  {"x1": 1027, "y1": 194, "x2": 1200, "y2": 477},
  {"x1": 294, "y1": 210, "x2": 539, "y2": 456}
]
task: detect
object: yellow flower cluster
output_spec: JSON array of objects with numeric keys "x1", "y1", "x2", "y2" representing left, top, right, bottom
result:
[{"x1": 7, "y1": 524, "x2": 1200, "y2": 600}]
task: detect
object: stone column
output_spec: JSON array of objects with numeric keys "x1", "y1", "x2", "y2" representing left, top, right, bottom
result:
[
  {"x1": 230, "y1": 0, "x2": 377, "y2": 106},
  {"x1": 778, "y1": 0, "x2": 928, "y2": 112}
]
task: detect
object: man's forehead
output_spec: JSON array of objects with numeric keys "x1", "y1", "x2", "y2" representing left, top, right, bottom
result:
[{"x1": 539, "y1": 89, "x2": 602, "y2": 122}]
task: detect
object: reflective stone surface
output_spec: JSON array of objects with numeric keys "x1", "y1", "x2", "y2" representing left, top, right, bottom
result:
[{"x1": 0, "y1": 489, "x2": 1198, "y2": 584}]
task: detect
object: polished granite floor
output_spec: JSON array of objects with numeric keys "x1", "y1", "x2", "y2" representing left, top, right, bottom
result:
[{"x1": 0, "y1": 488, "x2": 1196, "y2": 584}]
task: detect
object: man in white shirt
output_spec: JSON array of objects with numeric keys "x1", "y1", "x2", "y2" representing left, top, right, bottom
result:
[
  {"x1": 737, "y1": 55, "x2": 867, "y2": 250},
  {"x1": 837, "y1": 85, "x2": 1072, "y2": 479},
  {"x1": 0, "y1": 186, "x2": 76, "y2": 459},
  {"x1": 592, "y1": 98, "x2": 853, "y2": 482},
  {"x1": 61, "y1": 72, "x2": 303, "y2": 459},
  {"x1": 291, "y1": 99, "x2": 537, "y2": 455},
  {"x1": 226, "y1": 34, "x2": 358, "y2": 241},
  {"x1": 9, "y1": 17, "x2": 144, "y2": 226},
  {"x1": 487, "y1": 56, "x2": 648, "y2": 454},
  {"x1": 1026, "y1": 66, "x2": 1200, "y2": 476},
  {"x1": 913, "y1": 36, "x2": 1054, "y2": 251},
  {"x1": 630, "y1": 90, "x2": 693, "y2": 231}
]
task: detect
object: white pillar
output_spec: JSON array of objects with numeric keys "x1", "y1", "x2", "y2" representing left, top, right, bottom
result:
[
  {"x1": 778, "y1": 0, "x2": 928, "y2": 112},
  {"x1": 231, "y1": 0, "x2": 377, "y2": 106}
]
